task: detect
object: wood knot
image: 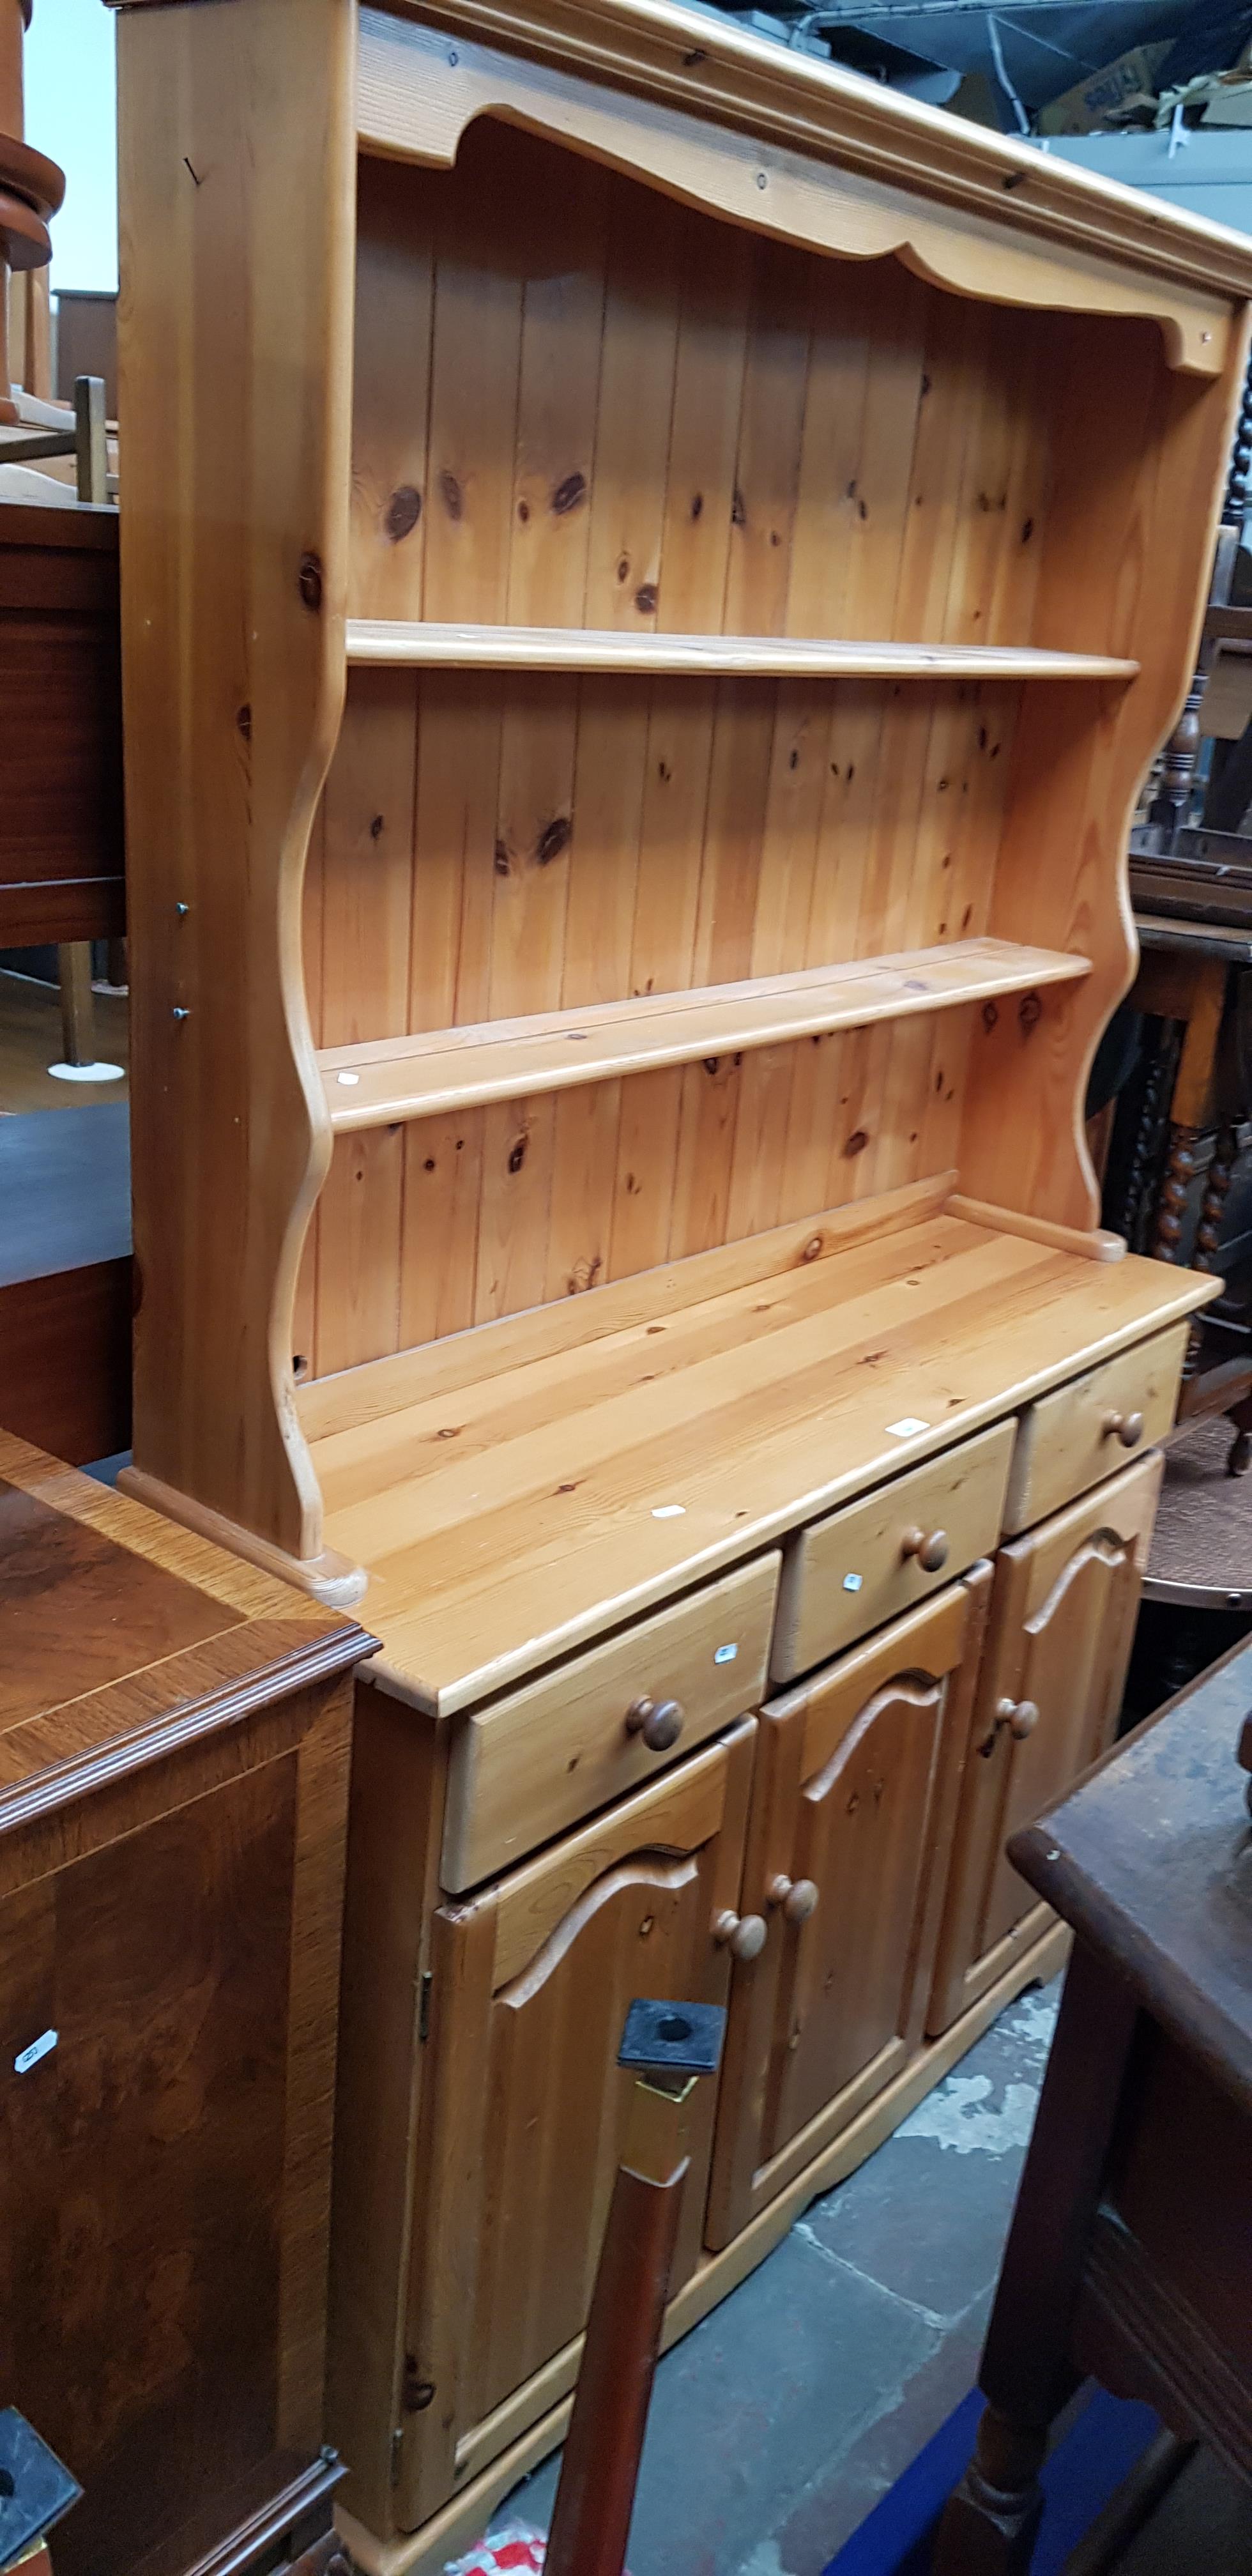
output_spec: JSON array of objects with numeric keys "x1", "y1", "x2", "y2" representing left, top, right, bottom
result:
[
  {"x1": 801, "y1": 1234, "x2": 823, "y2": 1262},
  {"x1": 635, "y1": 583, "x2": 658, "y2": 614},
  {"x1": 493, "y1": 839, "x2": 511, "y2": 877},
  {"x1": 552, "y1": 470, "x2": 588, "y2": 515},
  {"x1": 235, "y1": 703, "x2": 252, "y2": 739},
  {"x1": 844, "y1": 1130, "x2": 869, "y2": 1158},
  {"x1": 690, "y1": 491, "x2": 704, "y2": 520},
  {"x1": 439, "y1": 468, "x2": 464, "y2": 520},
  {"x1": 536, "y1": 815, "x2": 571, "y2": 866},
  {"x1": 982, "y1": 1000, "x2": 999, "y2": 1032},
  {"x1": 297, "y1": 553, "x2": 323, "y2": 610},
  {"x1": 385, "y1": 484, "x2": 422, "y2": 542},
  {"x1": 508, "y1": 1134, "x2": 528, "y2": 1174},
  {"x1": 731, "y1": 487, "x2": 746, "y2": 527},
  {"x1": 1018, "y1": 991, "x2": 1042, "y2": 1032},
  {"x1": 369, "y1": 813, "x2": 384, "y2": 839}
]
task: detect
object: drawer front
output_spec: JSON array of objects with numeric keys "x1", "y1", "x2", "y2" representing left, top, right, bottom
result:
[
  {"x1": 1003, "y1": 1322, "x2": 1187, "y2": 1536},
  {"x1": 770, "y1": 1422, "x2": 1014, "y2": 1684},
  {"x1": 441, "y1": 1553, "x2": 779, "y2": 1890}
]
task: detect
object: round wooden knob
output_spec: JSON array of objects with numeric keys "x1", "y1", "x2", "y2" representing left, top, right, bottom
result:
[
  {"x1": 901, "y1": 1526, "x2": 949, "y2": 1573},
  {"x1": 713, "y1": 1909, "x2": 768, "y2": 1962},
  {"x1": 767, "y1": 1873, "x2": 820, "y2": 1925},
  {"x1": 1103, "y1": 1410, "x2": 1143, "y2": 1450},
  {"x1": 625, "y1": 1695, "x2": 685, "y2": 1752},
  {"x1": 997, "y1": 1696, "x2": 1040, "y2": 1740}
]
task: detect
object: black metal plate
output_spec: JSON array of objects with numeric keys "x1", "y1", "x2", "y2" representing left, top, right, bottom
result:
[
  {"x1": 619, "y1": 1997, "x2": 726, "y2": 2076},
  {"x1": 0, "y1": 2411, "x2": 81, "y2": 2568}
]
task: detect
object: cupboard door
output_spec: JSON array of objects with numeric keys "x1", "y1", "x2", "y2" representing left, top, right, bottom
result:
[
  {"x1": 927, "y1": 1450, "x2": 1163, "y2": 2037},
  {"x1": 0, "y1": 1690, "x2": 350, "y2": 2576},
  {"x1": 706, "y1": 1574, "x2": 990, "y2": 2253},
  {"x1": 397, "y1": 1721, "x2": 754, "y2": 2526}
]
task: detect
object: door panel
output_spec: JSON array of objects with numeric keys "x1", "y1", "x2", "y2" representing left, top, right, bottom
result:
[
  {"x1": 398, "y1": 1721, "x2": 754, "y2": 2526},
  {"x1": 927, "y1": 1450, "x2": 1163, "y2": 2037},
  {"x1": 0, "y1": 1758, "x2": 302, "y2": 2576},
  {"x1": 706, "y1": 1574, "x2": 989, "y2": 2253}
]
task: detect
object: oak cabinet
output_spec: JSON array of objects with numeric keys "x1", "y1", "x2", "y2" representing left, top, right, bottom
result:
[
  {"x1": 395, "y1": 1722, "x2": 755, "y2": 2527},
  {"x1": 928, "y1": 1452, "x2": 1164, "y2": 2036},
  {"x1": 706, "y1": 1571, "x2": 990, "y2": 2250}
]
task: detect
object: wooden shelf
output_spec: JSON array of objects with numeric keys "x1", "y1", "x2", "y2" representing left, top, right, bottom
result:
[
  {"x1": 300, "y1": 1194, "x2": 1216, "y2": 1714},
  {"x1": 320, "y1": 938, "x2": 1090, "y2": 1130},
  {"x1": 344, "y1": 619, "x2": 1140, "y2": 685}
]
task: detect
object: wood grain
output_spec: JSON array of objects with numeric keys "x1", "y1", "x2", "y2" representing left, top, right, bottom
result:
[
  {"x1": 355, "y1": 9, "x2": 1238, "y2": 374},
  {"x1": 441, "y1": 1551, "x2": 778, "y2": 1890},
  {"x1": 116, "y1": 0, "x2": 357, "y2": 1560},
  {"x1": 321, "y1": 939, "x2": 1089, "y2": 1130},
  {"x1": 707, "y1": 1569, "x2": 989, "y2": 2245},
  {"x1": 397, "y1": 1722, "x2": 753, "y2": 2522},
  {"x1": 0, "y1": 503, "x2": 123, "y2": 946},
  {"x1": 0, "y1": 1438, "x2": 365, "y2": 2576},
  {"x1": 307, "y1": 1212, "x2": 1213, "y2": 1713},
  {"x1": 928, "y1": 1449, "x2": 1163, "y2": 2035}
]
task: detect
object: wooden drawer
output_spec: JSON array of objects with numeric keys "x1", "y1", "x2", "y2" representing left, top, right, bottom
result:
[
  {"x1": 441, "y1": 1554, "x2": 779, "y2": 1890},
  {"x1": 771, "y1": 1422, "x2": 1014, "y2": 1684},
  {"x1": 1003, "y1": 1324, "x2": 1187, "y2": 1535}
]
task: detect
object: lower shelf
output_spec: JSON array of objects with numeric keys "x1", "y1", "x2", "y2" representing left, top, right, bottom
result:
[
  {"x1": 300, "y1": 1181, "x2": 1212, "y2": 1715},
  {"x1": 318, "y1": 938, "x2": 1090, "y2": 1131},
  {"x1": 335, "y1": 1914, "x2": 1071, "y2": 2576}
]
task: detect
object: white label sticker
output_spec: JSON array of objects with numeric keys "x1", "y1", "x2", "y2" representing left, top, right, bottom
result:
[
  {"x1": 714, "y1": 1642, "x2": 738, "y2": 1665},
  {"x1": 15, "y1": 2028, "x2": 57, "y2": 2076},
  {"x1": 652, "y1": 1503, "x2": 686, "y2": 1520},
  {"x1": 842, "y1": 1572, "x2": 864, "y2": 1594},
  {"x1": 887, "y1": 1416, "x2": 930, "y2": 1439},
  {"x1": 336, "y1": 1070, "x2": 361, "y2": 1087}
]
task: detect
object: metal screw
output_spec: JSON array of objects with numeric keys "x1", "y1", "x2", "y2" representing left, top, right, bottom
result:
[
  {"x1": 175, "y1": 900, "x2": 190, "y2": 917},
  {"x1": 172, "y1": 1006, "x2": 190, "y2": 1021}
]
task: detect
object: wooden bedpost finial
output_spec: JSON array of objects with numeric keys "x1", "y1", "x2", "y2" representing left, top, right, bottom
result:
[{"x1": 0, "y1": 0, "x2": 66, "y2": 423}]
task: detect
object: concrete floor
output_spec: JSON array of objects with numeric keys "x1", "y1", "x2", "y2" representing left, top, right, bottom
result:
[
  {"x1": 0, "y1": 1101, "x2": 130, "y2": 1284},
  {"x1": 487, "y1": 1979, "x2": 1063, "y2": 2576}
]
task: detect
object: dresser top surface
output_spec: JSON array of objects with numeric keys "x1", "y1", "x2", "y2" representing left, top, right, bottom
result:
[
  {"x1": 0, "y1": 1434, "x2": 372, "y2": 1817},
  {"x1": 1012, "y1": 1639, "x2": 1252, "y2": 2115},
  {"x1": 310, "y1": 1208, "x2": 1215, "y2": 1717}
]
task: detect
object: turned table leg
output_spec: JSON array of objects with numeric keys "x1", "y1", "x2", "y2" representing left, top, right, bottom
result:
[
  {"x1": 1228, "y1": 1395, "x2": 1252, "y2": 1478},
  {"x1": 934, "y1": 1946, "x2": 1140, "y2": 2576},
  {"x1": 934, "y1": 2409, "x2": 1048, "y2": 2575}
]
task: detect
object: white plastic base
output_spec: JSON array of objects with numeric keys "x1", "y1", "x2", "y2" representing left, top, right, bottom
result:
[{"x1": 47, "y1": 1061, "x2": 125, "y2": 1083}]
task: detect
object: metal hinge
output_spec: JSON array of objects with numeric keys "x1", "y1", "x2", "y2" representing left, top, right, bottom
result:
[{"x1": 418, "y1": 1968, "x2": 432, "y2": 2044}]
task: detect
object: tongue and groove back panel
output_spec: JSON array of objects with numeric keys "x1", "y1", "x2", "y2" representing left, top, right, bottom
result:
[{"x1": 296, "y1": 121, "x2": 1152, "y2": 1382}]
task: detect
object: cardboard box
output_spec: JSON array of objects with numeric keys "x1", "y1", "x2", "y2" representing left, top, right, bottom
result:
[{"x1": 1038, "y1": 43, "x2": 1171, "y2": 137}]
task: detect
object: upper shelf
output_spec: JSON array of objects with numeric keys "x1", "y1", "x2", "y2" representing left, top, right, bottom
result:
[
  {"x1": 320, "y1": 936, "x2": 1090, "y2": 1131},
  {"x1": 344, "y1": 620, "x2": 1140, "y2": 685}
]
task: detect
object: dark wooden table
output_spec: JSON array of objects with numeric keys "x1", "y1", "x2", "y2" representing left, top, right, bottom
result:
[
  {"x1": 0, "y1": 1434, "x2": 374, "y2": 2576},
  {"x1": 935, "y1": 1633, "x2": 1252, "y2": 2572}
]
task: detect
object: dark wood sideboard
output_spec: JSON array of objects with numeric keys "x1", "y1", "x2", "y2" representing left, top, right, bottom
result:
[{"x1": 0, "y1": 1432, "x2": 375, "y2": 2576}]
